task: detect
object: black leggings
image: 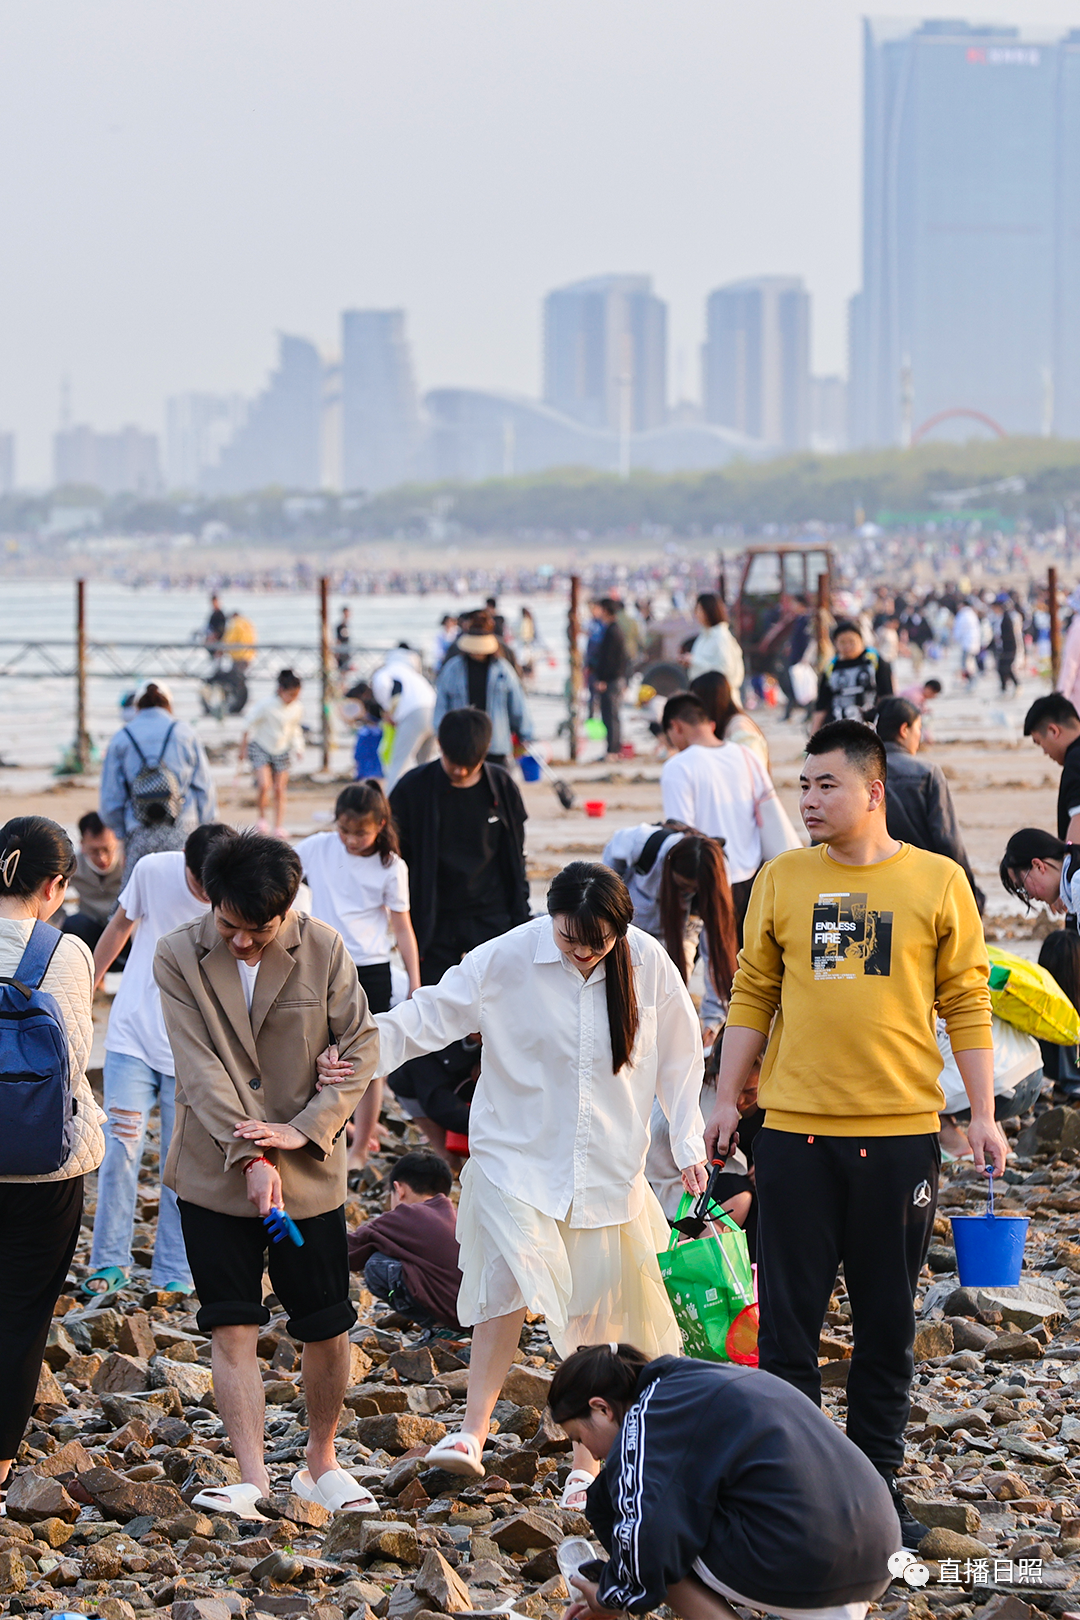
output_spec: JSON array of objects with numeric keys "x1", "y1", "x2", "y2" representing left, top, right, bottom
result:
[{"x1": 0, "y1": 1177, "x2": 84, "y2": 1460}]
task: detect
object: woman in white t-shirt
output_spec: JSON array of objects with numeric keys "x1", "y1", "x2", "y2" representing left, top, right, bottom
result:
[
  {"x1": 238, "y1": 668, "x2": 305, "y2": 837},
  {"x1": 296, "y1": 781, "x2": 420, "y2": 1171}
]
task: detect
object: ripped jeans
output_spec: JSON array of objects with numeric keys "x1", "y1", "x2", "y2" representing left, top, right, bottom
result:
[{"x1": 88, "y1": 1051, "x2": 191, "y2": 1288}]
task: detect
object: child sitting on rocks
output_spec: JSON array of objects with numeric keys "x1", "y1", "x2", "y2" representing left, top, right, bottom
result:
[{"x1": 349, "y1": 1151, "x2": 462, "y2": 1335}]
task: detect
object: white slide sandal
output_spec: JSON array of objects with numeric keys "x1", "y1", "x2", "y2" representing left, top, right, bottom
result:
[
  {"x1": 560, "y1": 1469, "x2": 597, "y2": 1510},
  {"x1": 292, "y1": 1466, "x2": 380, "y2": 1514},
  {"x1": 191, "y1": 1482, "x2": 270, "y2": 1521},
  {"x1": 424, "y1": 1431, "x2": 485, "y2": 1480}
]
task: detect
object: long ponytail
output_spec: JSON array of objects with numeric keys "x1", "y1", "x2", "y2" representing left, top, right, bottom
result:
[
  {"x1": 547, "y1": 861, "x2": 638, "y2": 1072},
  {"x1": 658, "y1": 834, "x2": 739, "y2": 1004}
]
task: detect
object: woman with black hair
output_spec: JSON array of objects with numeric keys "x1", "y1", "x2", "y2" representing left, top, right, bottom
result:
[
  {"x1": 352, "y1": 862, "x2": 706, "y2": 1497},
  {"x1": 549, "y1": 1343, "x2": 897, "y2": 1620},
  {"x1": 0, "y1": 817, "x2": 105, "y2": 1499},
  {"x1": 645, "y1": 835, "x2": 756, "y2": 1231},
  {"x1": 686, "y1": 594, "x2": 745, "y2": 691},
  {"x1": 999, "y1": 827, "x2": 1080, "y2": 916},
  {"x1": 689, "y1": 671, "x2": 767, "y2": 770}
]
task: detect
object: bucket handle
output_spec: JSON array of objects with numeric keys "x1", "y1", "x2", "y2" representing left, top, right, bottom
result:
[{"x1": 985, "y1": 1164, "x2": 995, "y2": 1218}]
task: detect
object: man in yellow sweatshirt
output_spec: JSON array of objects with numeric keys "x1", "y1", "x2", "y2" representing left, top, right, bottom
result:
[{"x1": 705, "y1": 720, "x2": 1007, "y2": 1549}]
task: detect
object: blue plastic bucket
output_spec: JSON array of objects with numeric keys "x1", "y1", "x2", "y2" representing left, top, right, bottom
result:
[
  {"x1": 950, "y1": 1212, "x2": 1028, "y2": 1287},
  {"x1": 519, "y1": 754, "x2": 541, "y2": 782}
]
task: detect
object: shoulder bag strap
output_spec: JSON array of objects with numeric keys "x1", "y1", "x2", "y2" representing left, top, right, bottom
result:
[
  {"x1": 152, "y1": 721, "x2": 178, "y2": 768},
  {"x1": 122, "y1": 727, "x2": 148, "y2": 768},
  {"x1": 635, "y1": 826, "x2": 673, "y2": 876},
  {"x1": 11, "y1": 918, "x2": 63, "y2": 993}
]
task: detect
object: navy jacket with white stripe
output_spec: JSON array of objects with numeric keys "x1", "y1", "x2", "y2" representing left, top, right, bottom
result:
[{"x1": 586, "y1": 1356, "x2": 899, "y2": 1613}]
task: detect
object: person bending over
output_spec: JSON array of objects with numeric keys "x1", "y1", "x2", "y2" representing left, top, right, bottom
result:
[{"x1": 552, "y1": 1343, "x2": 898, "y2": 1620}]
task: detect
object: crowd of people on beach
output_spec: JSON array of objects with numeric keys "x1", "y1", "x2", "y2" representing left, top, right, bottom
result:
[{"x1": 2, "y1": 576, "x2": 1080, "y2": 1620}]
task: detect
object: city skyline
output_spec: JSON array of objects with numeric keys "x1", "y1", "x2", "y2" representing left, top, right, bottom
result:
[
  {"x1": 4, "y1": 3, "x2": 1080, "y2": 487},
  {"x1": 850, "y1": 17, "x2": 1080, "y2": 447}
]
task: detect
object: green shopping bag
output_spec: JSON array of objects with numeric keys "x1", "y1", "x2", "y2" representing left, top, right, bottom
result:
[{"x1": 658, "y1": 1194, "x2": 759, "y2": 1365}]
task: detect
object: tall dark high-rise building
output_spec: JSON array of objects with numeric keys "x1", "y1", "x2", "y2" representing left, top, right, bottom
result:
[
  {"x1": 208, "y1": 334, "x2": 322, "y2": 492},
  {"x1": 340, "y1": 310, "x2": 421, "y2": 492},
  {"x1": 702, "y1": 277, "x2": 810, "y2": 450},
  {"x1": 851, "y1": 20, "x2": 1080, "y2": 447},
  {"x1": 543, "y1": 275, "x2": 667, "y2": 432}
]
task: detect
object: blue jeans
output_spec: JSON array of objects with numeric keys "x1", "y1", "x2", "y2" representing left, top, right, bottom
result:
[{"x1": 89, "y1": 1051, "x2": 191, "y2": 1288}]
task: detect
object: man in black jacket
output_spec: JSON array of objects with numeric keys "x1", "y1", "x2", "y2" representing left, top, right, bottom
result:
[
  {"x1": 875, "y1": 698, "x2": 984, "y2": 911},
  {"x1": 592, "y1": 598, "x2": 628, "y2": 760},
  {"x1": 1024, "y1": 692, "x2": 1080, "y2": 842},
  {"x1": 389, "y1": 708, "x2": 529, "y2": 985}
]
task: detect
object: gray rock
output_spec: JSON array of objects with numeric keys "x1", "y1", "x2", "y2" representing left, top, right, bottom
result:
[
  {"x1": 976, "y1": 1282, "x2": 1067, "y2": 1332},
  {"x1": 149, "y1": 1355, "x2": 215, "y2": 1405},
  {"x1": 906, "y1": 1499, "x2": 982, "y2": 1534}
]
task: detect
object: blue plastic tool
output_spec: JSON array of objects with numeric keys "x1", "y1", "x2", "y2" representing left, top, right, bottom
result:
[{"x1": 264, "y1": 1206, "x2": 305, "y2": 1246}]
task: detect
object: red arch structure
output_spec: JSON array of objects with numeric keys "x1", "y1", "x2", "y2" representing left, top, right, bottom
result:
[{"x1": 911, "y1": 408, "x2": 1007, "y2": 445}]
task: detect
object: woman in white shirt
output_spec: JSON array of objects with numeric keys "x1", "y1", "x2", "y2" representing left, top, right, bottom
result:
[
  {"x1": 296, "y1": 781, "x2": 420, "y2": 1173},
  {"x1": 0, "y1": 817, "x2": 105, "y2": 1495},
  {"x1": 360, "y1": 861, "x2": 707, "y2": 1502},
  {"x1": 238, "y1": 668, "x2": 305, "y2": 836},
  {"x1": 686, "y1": 593, "x2": 745, "y2": 691},
  {"x1": 690, "y1": 670, "x2": 769, "y2": 771}
]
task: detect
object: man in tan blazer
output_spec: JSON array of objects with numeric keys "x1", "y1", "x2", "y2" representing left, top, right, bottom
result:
[{"x1": 154, "y1": 830, "x2": 380, "y2": 1519}]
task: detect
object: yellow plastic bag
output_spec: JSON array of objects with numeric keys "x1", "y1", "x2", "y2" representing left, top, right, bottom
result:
[{"x1": 986, "y1": 946, "x2": 1080, "y2": 1046}]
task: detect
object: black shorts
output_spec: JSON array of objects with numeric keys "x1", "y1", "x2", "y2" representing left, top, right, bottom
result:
[
  {"x1": 177, "y1": 1200, "x2": 357, "y2": 1342},
  {"x1": 355, "y1": 961, "x2": 393, "y2": 1015}
]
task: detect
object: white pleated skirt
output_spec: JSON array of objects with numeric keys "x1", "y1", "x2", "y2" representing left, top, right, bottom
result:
[{"x1": 455, "y1": 1158, "x2": 682, "y2": 1360}]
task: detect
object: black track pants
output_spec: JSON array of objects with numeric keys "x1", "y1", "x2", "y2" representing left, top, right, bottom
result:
[{"x1": 753, "y1": 1127, "x2": 939, "y2": 1473}]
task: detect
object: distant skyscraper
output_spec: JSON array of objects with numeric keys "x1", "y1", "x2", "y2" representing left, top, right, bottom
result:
[
  {"x1": 53, "y1": 425, "x2": 161, "y2": 495},
  {"x1": 209, "y1": 334, "x2": 322, "y2": 492},
  {"x1": 543, "y1": 275, "x2": 667, "y2": 432},
  {"x1": 851, "y1": 19, "x2": 1080, "y2": 446},
  {"x1": 702, "y1": 277, "x2": 810, "y2": 451},
  {"x1": 165, "y1": 394, "x2": 248, "y2": 490},
  {"x1": 340, "y1": 310, "x2": 422, "y2": 492},
  {"x1": 0, "y1": 432, "x2": 14, "y2": 494},
  {"x1": 811, "y1": 377, "x2": 848, "y2": 453}
]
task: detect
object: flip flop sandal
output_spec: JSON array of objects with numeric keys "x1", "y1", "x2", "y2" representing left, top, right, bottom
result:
[
  {"x1": 79, "y1": 1267, "x2": 128, "y2": 1302},
  {"x1": 291, "y1": 1466, "x2": 379, "y2": 1514},
  {"x1": 424, "y1": 1431, "x2": 485, "y2": 1480},
  {"x1": 157, "y1": 1280, "x2": 194, "y2": 1295},
  {"x1": 191, "y1": 1482, "x2": 269, "y2": 1521},
  {"x1": 560, "y1": 1469, "x2": 598, "y2": 1510}
]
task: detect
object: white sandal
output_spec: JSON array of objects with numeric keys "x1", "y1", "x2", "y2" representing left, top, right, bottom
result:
[
  {"x1": 424, "y1": 1431, "x2": 485, "y2": 1480},
  {"x1": 292, "y1": 1466, "x2": 379, "y2": 1515},
  {"x1": 191, "y1": 1482, "x2": 269, "y2": 1521},
  {"x1": 560, "y1": 1468, "x2": 597, "y2": 1510}
]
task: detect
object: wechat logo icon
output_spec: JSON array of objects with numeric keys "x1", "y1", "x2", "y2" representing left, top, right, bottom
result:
[{"x1": 888, "y1": 1551, "x2": 929, "y2": 1587}]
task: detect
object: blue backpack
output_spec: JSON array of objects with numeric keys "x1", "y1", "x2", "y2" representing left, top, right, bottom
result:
[{"x1": 0, "y1": 921, "x2": 75, "y2": 1176}]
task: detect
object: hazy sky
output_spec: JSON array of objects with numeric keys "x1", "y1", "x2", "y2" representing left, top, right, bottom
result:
[{"x1": 3, "y1": 1, "x2": 1079, "y2": 484}]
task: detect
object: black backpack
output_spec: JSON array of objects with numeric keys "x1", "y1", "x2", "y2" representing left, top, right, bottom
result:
[
  {"x1": 634, "y1": 820, "x2": 701, "y2": 875},
  {"x1": 124, "y1": 723, "x2": 181, "y2": 826}
]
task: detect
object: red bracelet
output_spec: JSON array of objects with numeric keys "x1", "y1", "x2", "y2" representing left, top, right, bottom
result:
[{"x1": 243, "y1": 1155, "x2": 272, "y2": 1174}]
